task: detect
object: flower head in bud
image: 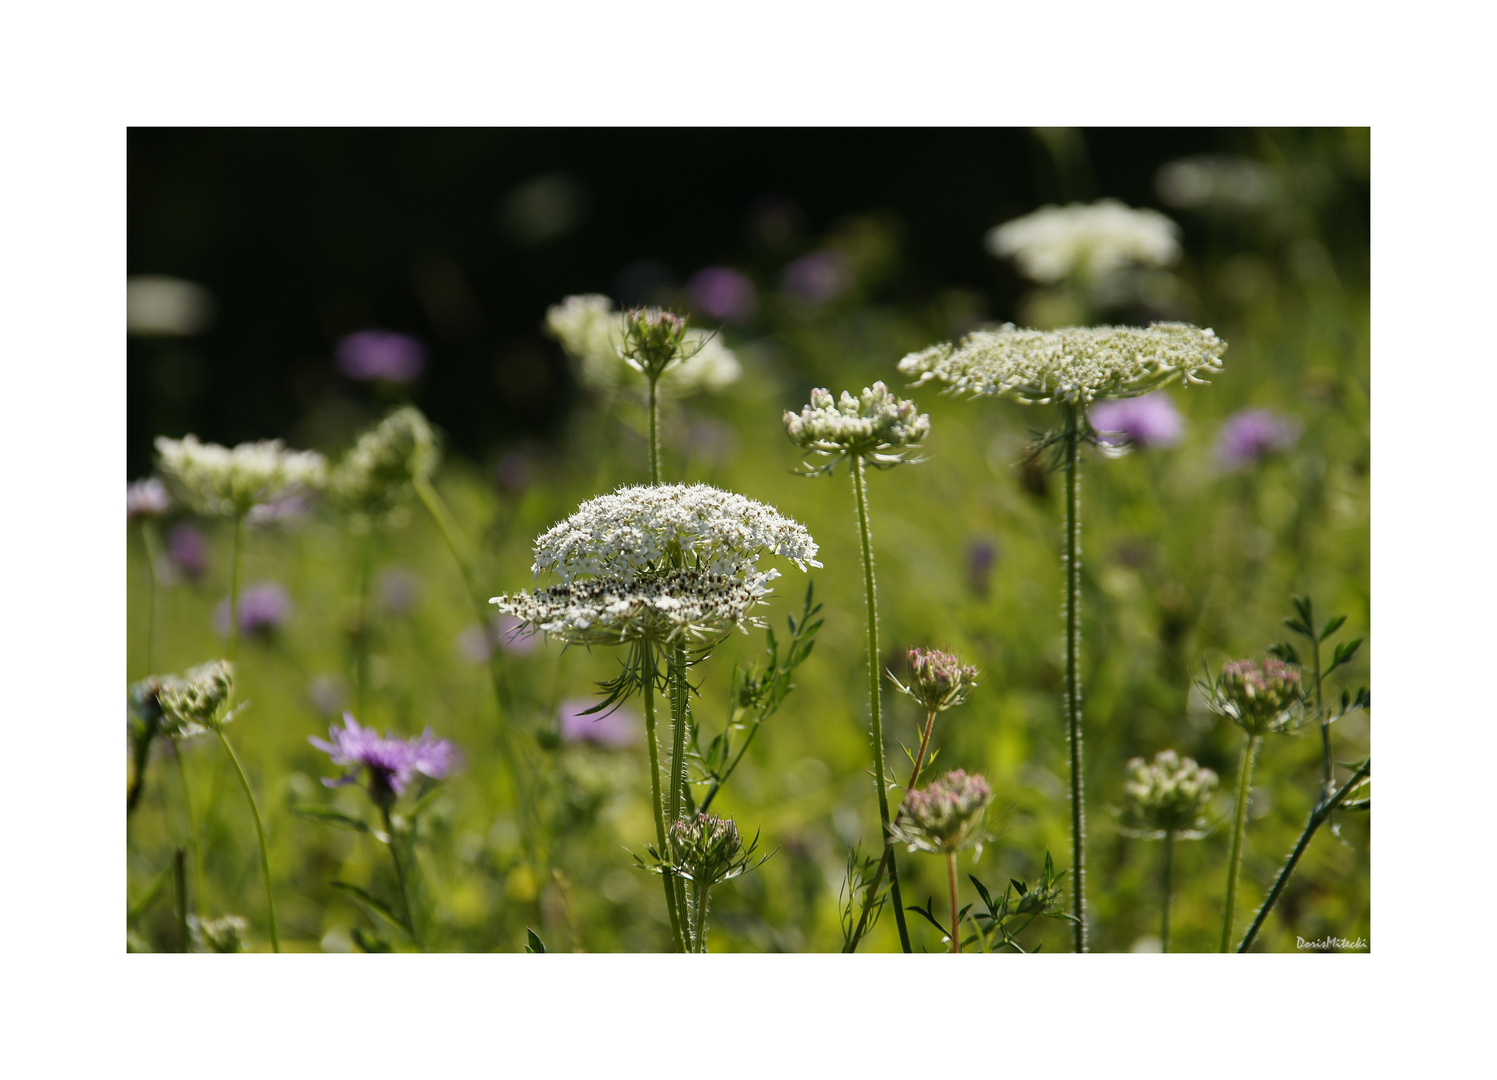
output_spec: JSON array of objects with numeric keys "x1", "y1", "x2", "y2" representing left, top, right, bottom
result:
[
  {"x1": 784, "y1": 382, "x2": 930, "y2": 472},
  {"x1": 1202, "y1": 657, "x2": 1306, "y2": 736},
  {"x1": 309, "y1": 713, "x2": 456, "y2": 807},
  {"x1": 329, "y1": 406, "x2": 440, "y2": 524},
  {"x1": 189, "y1": 914, "x2": 251, "y2": 953},
  {"x1": 127, "y1": 477, "x2": 172, "y2": 520},
  {"x1": 156, "y1": 659, "x2": 236, "y2": 739},
  {"x1": 899, "y1": 323, "x2": 1226, "y2": 408},
  {"x1": 155, "y1": 435, "x2": 328, "y2": 517},
  {"x1": 891, "y1": 647, "x2": 980, "y2": 713},
  {"x1": 545, "y1": 294, "x2": 740, "y2": 397},
  {"x1": 1120, "y1": 750, "x2": 1218, "y2": 838},
  {"x1": 889, "y1": 770, "x2": 992, "y2": 854},
  {"x1": 664, "y1": 812, "x2": 767, "y2": 888}
]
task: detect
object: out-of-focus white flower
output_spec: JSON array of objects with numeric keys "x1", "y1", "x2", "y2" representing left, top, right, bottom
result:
[
  {"x1": 1156, "y1": 155, "x2": 1279, "y2": 214},
  {"x1": 127, "y1": 477, "x2": 172, "y2": 520},
  {"x1": 127, "y1": 275, "x2": 217, "y2": 337},
  {"x1": 898, "y1": 323, "x2": 1225, "y2": 406},
  {"x1": 329, "y1": 406, "x2": 439, "y2": 523},
  {"x1": 783, "y1": 381, "x2": 929, "y2": 468},
  {"x1": 985, "y1": 200, "x2": 1181, "y2": 285},
  {"x1": 1120, "y1": 750, "x2": 1218, "y2": 839},
  {"x1": 155, "y1": 434, "x2": 327, "y2": 516},
  {"x1": 544, "y1": 293, "x2": 740, "y2": 397},
  {"x1": 528, "y1": 482, "x2": 820, "y2": 583}
]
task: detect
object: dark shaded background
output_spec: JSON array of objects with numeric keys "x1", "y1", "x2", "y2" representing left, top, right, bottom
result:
[{"x1": 126, "y1": 128, "x2": 1368, "y2": 476}]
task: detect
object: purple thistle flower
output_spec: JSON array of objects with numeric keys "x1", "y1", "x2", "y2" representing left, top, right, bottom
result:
[
  {"x1": 166, "y1": 523, "x2": 209, "y2": 581},
  {"x1": 335, "y1": 330, "x2": 428, "y2": 383},
  {"x1": 310, "y1": 713, "x2": 456, "y2": 805},
  {"x1": 127, "y1": 477, "x2": 172, "y2": 519},
  {"x1": 686, "y1": 266, "x2": 759, "y2": 324},
  {"x1": 1215, "y1": 408, "x2": 1301, "y2": 469},
  {"x1": 214, "y1": 581, "x2": 293, "y2": 638},
  {"x1": 1088, "y1": 392, "x2": 1185, "y2": 449},
  {"x1": 558, "y1": 697, "x2": 639, "y2": 748},
  {"x1": 781, "y1": 250, "x2": 849, "y2": 304}
]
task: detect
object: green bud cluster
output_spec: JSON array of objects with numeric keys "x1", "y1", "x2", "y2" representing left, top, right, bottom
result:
[
  {"x1": 330, "y1": 406, "x2": 439, "y2": 524},
  {"x1": 894, "y1": 647, "x2": 980, "y2": 713},
  {"x1": 669, "y1": 812, "x2": 744, "y2": 887},
  {"x1": 889, "y1": 769, "x2": 992, "y2": 854},
  {"x1": 1209, "y1": 657, "x2": 1304, "y2": 736},
  {"x1": 189, "y1": 914, "x2": 251, "y2": 953},
  {"x1": 1121, "y1": 750, "x2": 1217, "y2": 837},
  {"x1": 621, "y1": 307, "x2": 694, "y2": 381}
]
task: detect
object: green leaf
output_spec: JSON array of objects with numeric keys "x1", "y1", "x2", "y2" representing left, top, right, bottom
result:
[
  {"x1": 293, "y1": 805, "x2": 373, "y2": 834},
  {"x1": 406, "y1": 786, "x2": 444, "y2": 823},
  {"x1": 128, "y1": 864, "x2": 174, "y2": 923},
  {"x1": 1011, "y1": 878, "x2": 1028, "y2": 896},
  {"x1": 968, "y1": 874, "x2": 994, "y2": 912},
  {"x1": 1319, "y1": 614, "x2": 1347, "y2": 642},
  {"x1": 525, "y1": 928, "x2": 547, "y2": 953},
  {"x1": 331, "y1": 880, "x2": 409, "y2": 933},
  {"x1": 351, "y1": 927, "x2": 393, "y2": 953},
  {"x1": 1329, "y1": 638, "x2": 1363, "y2": 671}
]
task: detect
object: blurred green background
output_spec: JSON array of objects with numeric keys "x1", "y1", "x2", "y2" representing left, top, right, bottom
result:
[{"x1": 127, "y1": 127, "x2": 1369, "y2": 952}]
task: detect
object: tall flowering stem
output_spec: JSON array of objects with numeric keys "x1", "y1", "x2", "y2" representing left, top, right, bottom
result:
[
  {"x1": 1220, "y1": 733, "x2": 1260, "y2": 951},
  {"x1": 641, "y1": 643, "x2": 687, "y2": 952},
  {"x1": 1160, "y1": 830, "x2": 1175, "y2": 952},
  {"x1": 1121, "y1": 750, "x2": 1216, "y2": 953},
  {"x1": 946, "y1": 851, "x2": 962, "y2": 954},
  {"x1": 380, "y1": 804, "x2": 420, "y2": 948},
  {"x1": 216, "y1": 728, "x2": 280, "y2": 952},
  {"x1": 228, "y1": 510, "x2": 245, "y2": 663},
  {"x1": 1061, "y1": 405, "x2": 1087, "y2": 951}
]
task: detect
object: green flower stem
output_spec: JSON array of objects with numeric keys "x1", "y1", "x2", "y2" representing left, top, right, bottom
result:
[
  {"x1": 228, "y1": 511, "x2": 244, "y2": 664},
  {"x1": 1160, "y1": 830, "x2": 1175, "y2": 953},
  {"x1": 412, "y1": 475, "x2": 534, "y2": 864},
  {"x1": 1219, "y1": 733, "x2": 1261, "y2": 952},
  {"x1": 1237, "y1": 759, "x2": 1370, "y2": 953},
  {"x1": 215, "y1": 728, "x2": 280, "y2": 952},
  {"x1": 946, "y1": 851, "x2": 961, "y2": 954},
  {"x1": 693, "y1": 882, "x2": 710, "y2": 954},
  {"x1": 844, "y1": 707, "x2": 937, "y2": 952},
  {"x1": 1309, "y1": 623, "x2": 1331, "y2": 805},
  {"x1": 851, "y1": 454, "x2": 911, "y2": 953},
  {"x1": 141, "y1": 520, "x2": 164, "y2": 673},
  {"x1": 171, "y1": 741, "x2": 205, "y2": 908},
  {"x1": 381, "y1": 805, "x2": 421, "y2": 949},
  {"x1": 126, "y1": 731, "x2": 154, "y2": 817},
  {"x1": 355, "y1": 529, "x2": 375, "y2": 718},
  {"x1": 642, "y1": 644, "x2": 686, "y2": 952},
  {"x1": 648, "y1": 376, "x2": 662, "y2": 485},
  {"x1": 1061, "y1": 410, "x2": 1088, "y2": 952},
  {"x1": 669, "y1": 640, "x2": 691, "y2": 939},
  {"x1": 175, "y1": 847, "x2": 189, "y2": 953}
]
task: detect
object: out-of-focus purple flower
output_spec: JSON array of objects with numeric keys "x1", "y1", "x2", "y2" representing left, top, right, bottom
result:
[
  {"x1": 308, "y1": 675, "x2": 347, "y2": 717},
  {"x1": 127, "y1": 477, "x2": 172, "y2": 520},
  {"x1": 455, "y1": 623, "x2": 493, "y2": 663},
  {"x1": 558, "y1": 698, "x2": 639, "y2": 748},
  {"x1": 1215, "y1": 408, "x2": 1301, "y2": 469},
  {"x1": 458, "y1": 616, "x2": 541, "y2": 661},
  {"x1": 495, "y1": 452, "x2": 531, "y2": 497},
  {"x1": 246, "y1": 491, "x2": 314, "y2": 528},
  {"x1": 167, "y1": 523, "x2": 209, "y2": 582},
  {"x1": 968, "y1": 539, "x2": 996, "y2": 598},
  {"x1": 336, "y1": 331, "x2": 428, "y2": 383},
  {"x1": 1089, "y1": 393, "x2": 1185, "y2": 449},
  {"x1": 214, "y1": 581, "x2": 293, "y2": 638},
  {"x1": 377, "y1": 567, "x2": 422, "y2": 617},
  {"x1": 781, "y1": 250, "x2": 849, "y2": 304},
  {"x1": 310, "y1": 713, "x2": 456, "y2": 804},
  {"x1": 687, "y1": 267, "x2": 758, "y2": 324}
]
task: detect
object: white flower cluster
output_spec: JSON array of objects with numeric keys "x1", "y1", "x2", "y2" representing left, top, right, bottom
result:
[
  {"x1": 156, "y1": 659, "x2": 236, "y2": 739},
  {"x1": 985, "y1": 199, "x2": 1181, "y2": 284},
  {"x1": 491, "y1": 569, "x2": 771, "y2": 645},
  {"x1": 1121, "y1": 750, "x2": 1218, "y2": 838},
  {"x1": 545, "y1": 293, "x2": 740, "y2": 397},
  {"x1": 156, "y1": 434, "x2": 327, "y2": 516},
  {"x1": 330, "y1": 406, "x2": 439, "y2": 522},
  {"x1": 530, "y1": 483, "x2": 821, "y2": 583},
  {"x1": 897, "y1": 323, "x2": 1226, "y2": 406},
  {"x1": 783, "y1": 382, "x2": 929, "y2": 465}
]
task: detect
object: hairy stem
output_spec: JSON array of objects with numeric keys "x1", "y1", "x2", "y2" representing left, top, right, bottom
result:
[
  {"x1": 1161, "y1": 830, "x2": 1174, "y2": 953},
  {"x1": 947, "y1": 851, "x2": 961, "y2": 954},
  {"x1": 642, "y1": 644, "x2": 685, "y2": 952},
  {"x1": 1310, "y1": 619, "x2": 1331, "y2": 806},
  {"x1": 669, "y1": 640, "x2": 691, "y2": 939},
  {"x1": 694, "y1": 882, "x2": 710, "y2": 953},
  {"x1": 1237, "y1": 759, "x2": 1370, "y2": 953},
  {"x1": 1220, "y1": 734, "x2": 1261, "y2": 952},
  {"x1": 216, "y1": 729, "x2": 280, "y2": 952},
  {"x1": 381, "y1": 805, "x2": 420, "y2": 949},
  {"x1": 1062, "y1": 410, "x2": 1087, "y2": 952},
  {"x1": 851, "y1": 454, "x2": 910, "y2": 953},
  {"x1": 648, "y1": 376, "x2": 661, "y2": 486}
]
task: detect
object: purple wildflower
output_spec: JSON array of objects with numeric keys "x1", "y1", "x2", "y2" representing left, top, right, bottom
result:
[
  {"x1": 167, "y1": 523, "x2": 209, "y2": 581},
  {"x1": 494, "y1": 452, "x2": 531, "y2": 498},
  {"x1": 310, "y1": 713, "x2": 455, "y2": 805},
  {"x1": 127, "y1": 477, "x2": 172, "y2": 519},
  {"x1": 781, "y1": 250, "x2": 849, "y2": 304},
  {"x1": 335, "y1": 330, "x2": 428, "y2": 383},
  {"x1": 308, "y1": 675, "x2": 347, "y2": 717},
  {"x1": 687, "y1": 267, "x2": 758, "y2": 324},
  {"x1": 377, "y1": 567, "x2": 422, "y2": 617},
  {"x1": 1215, "y1": 408, "x2": 1301, "y2": 469},
  {"x1": 1088, "y1": 392, "x2": 1185, "y2": 449},
  {"x1": 496, "y1": 615, "x2": 540, "y2": 656},
  {"x1": 214, "y1": 581, "x2": 292, "y2": 638},
  {"x1": 558, "y1": 697, "x2": 639, "y2": 748},
  {"x1": 968, "y1": 539, "x2": 996, "y2": 598},
  {"x1": 246, "y1": 491, "x2": 314, "y2": 528}
]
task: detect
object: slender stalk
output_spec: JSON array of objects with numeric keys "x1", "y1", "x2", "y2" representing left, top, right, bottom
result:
[
  {"x1": 126, "y1": 731, "x2": 153, "y2": 817},
  {"x1": 141, "y1": 520, "x2": 164, "y2": 674},
  {"x1": 669, "y1": 640, "x2": 691, "y2": 937},
  {"x1": 648, "y1": 376, "x2": 662, "y2": 486},
  {"x1": 381, "y1": 805, "x2": 420, "y2": 948},
  {"x1": 642, "y1": 644, "x2": 686, "y2": 951},
  {"x1": 1237, "y1": 759, "x2": 1370, "y2": 953},
  {"x1": 1061, "y1": 410, "x2": 1088, "y2": 952},
  {"x1": 171, "y1": 741, "x2": 205, "y2": 907},
  {"x1": 946, "y1": 851, "x2": 961, "y2": 954},
  {"x1": 228, "y1": 511, "x2": 244, "y2": 663},
  {"x1": 693, "y1": 882, "x2": 709, "y2": 953},
  {"x1": 1160, "y1": 830, "x2": 1175, "y2": 953},
  {"x1": 850, "y1": 454, "x2": 911, "y2": 953},
  {"x1": 215, "y1": 729, "x2": 280, "y2": 952},
  {"x1": 1219, "y1": 734, "x2": 1261, "y2": 952},
  {"x1": 1310, "y1": 622, "x2": 1331, "y2": 805},
  {"x1": 175, "y1": 847, "x2": 189, "y2": 953},
  {"x1": 355, "y1": 529, "x2": 375, "y2": 718},
  {"x1": 845, "y1": 707, "x2": 937, "y2": 951}
]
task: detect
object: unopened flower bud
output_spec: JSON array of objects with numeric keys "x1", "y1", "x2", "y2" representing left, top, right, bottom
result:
[
  {"x1": 1207, "y1": 657, "x2": 1304, "y2": 736},
  {"x1": 889, "y1": 770, "x2": 992, "y2": 854},
  {"x1": 621, "y1": 307, "x2": 693, "y2": 381},
  {"x1": 157, "y1": 659, "x2": 235, "y2": 738},
  {"x1": 895, "y1": 647, "x2": 980, "y2": 712},
  {"x1": 669, "y1": 812, "x2": 744, "y2": 887},
  {"x1": 1121, "y1": 750, "x2": 1217, "y2": 837}
]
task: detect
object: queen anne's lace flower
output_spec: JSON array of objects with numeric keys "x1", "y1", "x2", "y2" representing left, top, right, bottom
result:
[
  {"x1": 784, "y1": 382, "x2": 930, "y2": 467},
  {"x1": 546, "y1": 293, "x2": 740, "y2": 397},
  {"x1": 888, "y1": 770, "x2": 992, "y2": 854},
  {"x1": 892, "y1": 647, "x2": 980, "y2": 713},
  {"x1": 985, "y1": 199, "x2": 1181, "y2": 284},
  {"x1": 1204, "y1": 657, "x2": 1305, "y2": 736},
  {"x1": 329, "y1": 406, "x2": 439, "y2": 522},
  {"x1": 155, "y1": 435, "x2": 328, "y2": 516},
  {"x1": 528, "y1": 483, "x2": 820, "y2": 583},
  {"x1": 1121, "y1": 750, "x2": 1218, "y2": 838},
  {"x1": 492, "y1": 569, "x2": 771, "y2": 645},
  {"x1": 156, "y1": 659, "x2": 236, "y2": 739},
  {"x1": 898, "y1": 323, "x2": 1226, "y2": 406}
]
